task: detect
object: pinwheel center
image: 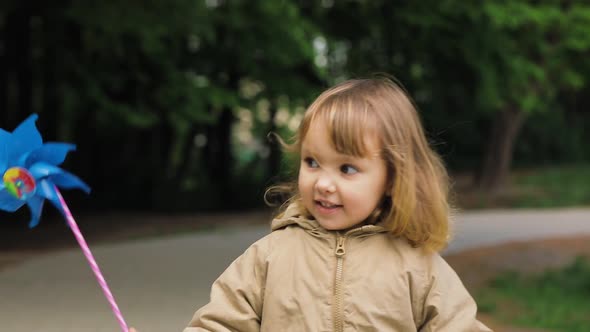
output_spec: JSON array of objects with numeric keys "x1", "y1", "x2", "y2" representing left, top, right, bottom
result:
[{"x1": 3, "y1": 167, "x2": 37, "y2": 200}]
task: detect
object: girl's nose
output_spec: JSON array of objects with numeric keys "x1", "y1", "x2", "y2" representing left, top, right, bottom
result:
[{"x1": 315, "y1": 174, "x2": 336, "y2": 194}]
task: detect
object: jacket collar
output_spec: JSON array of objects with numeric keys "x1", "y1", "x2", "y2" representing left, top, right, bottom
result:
[{"x1": 271, "y1": 202, "x2": 389, "y2": 237}]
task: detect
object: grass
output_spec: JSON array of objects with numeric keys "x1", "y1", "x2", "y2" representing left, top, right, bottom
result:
[
  {"x1": 455, "y1": 164, "x2": 590, "y2": 209},
  {"x1": 509, "y1": 164, "x2": 590, "y2": 208},
  {"x1": 477, "y1": 257, "x2": 590, "y2": 331}
]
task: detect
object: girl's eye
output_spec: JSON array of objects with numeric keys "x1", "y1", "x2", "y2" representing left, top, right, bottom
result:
[
  {"x1": 304, "y1": 157, "x2": 319, "y2": 168},
  {"x1": 340, "y1": 164, "x2": 358, "y2": 174}
]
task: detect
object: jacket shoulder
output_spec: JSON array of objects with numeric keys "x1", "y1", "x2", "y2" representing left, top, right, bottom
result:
[{"x1": 247, "y1": 224, "x2": 306, "y2": 255}]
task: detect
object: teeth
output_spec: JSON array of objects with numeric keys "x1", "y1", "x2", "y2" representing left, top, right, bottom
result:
[{"x1": 319, "y1": 201, "x2": 336, "y2": 208}]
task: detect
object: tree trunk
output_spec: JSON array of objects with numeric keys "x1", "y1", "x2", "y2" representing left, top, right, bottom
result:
[
  {"x1": 476, "y1": 105, "x2": 526, "y2": 194},
  {"x1": 15, "y1": 8, "x2": 33, "y2": 121},
  {"x1": 174, "y1": 124, "x2": 198, "y2": 183},
  {"x1": 2, "y1": 6, "x2": 32, "y2": 128},
  {"x1": 40, "y1": 15, "x2": 59, "y2": 141},
  {"x1": 204, "y1": 106, "x2": 234, "y2": 199},
  {"x1": 0, "y1": 11, "x2": 7, "y2": 128},
  {"x1": 266, "y1": 103, "x2": 281, "y2": 178}
]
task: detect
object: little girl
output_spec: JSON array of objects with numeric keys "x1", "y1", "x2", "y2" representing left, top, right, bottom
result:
[{"x1": 135, "y1": 77, "x2": 492, "y2": 331}]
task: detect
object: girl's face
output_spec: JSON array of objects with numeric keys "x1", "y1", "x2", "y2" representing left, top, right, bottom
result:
[{"x1": 298, "y1": 119, "x2": 388, "y2": 231}]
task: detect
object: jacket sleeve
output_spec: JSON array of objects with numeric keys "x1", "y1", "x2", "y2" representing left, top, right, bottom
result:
[
  {"x1": 417, "y1": 255, "x2": 493, "y2": 332},
  {"x1": 183, "y1": 237, "x2": 270, "y2": 332}
]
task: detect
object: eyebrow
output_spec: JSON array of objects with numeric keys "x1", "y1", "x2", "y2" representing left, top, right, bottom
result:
[
  {"x1": 302, "y1": 147, "x2": 367, "y2": 165},
  {"x1": 300, "y1": 146, "x2": 314, "y2": 156}
]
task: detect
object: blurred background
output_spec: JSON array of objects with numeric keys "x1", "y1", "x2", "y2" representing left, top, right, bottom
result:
[
  {"x1": 1, "y1": 0, "x2": 589, "y2": 213},
  {"x1": 1, "y1": 1, "x2": 590, "y2": 331}
]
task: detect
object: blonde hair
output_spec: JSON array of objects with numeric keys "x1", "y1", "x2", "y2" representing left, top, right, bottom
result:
[{"x1": 266, "y1": 77, "x2": 451, "y2": 252}]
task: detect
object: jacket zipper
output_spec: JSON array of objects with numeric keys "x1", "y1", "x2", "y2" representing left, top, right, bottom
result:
[{"x1": 333, "y1": 234, "x2": 346, "y2": 332}]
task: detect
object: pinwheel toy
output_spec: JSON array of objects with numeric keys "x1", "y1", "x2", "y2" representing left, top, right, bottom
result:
[{"x1": 0, "y1": 114, "x2": 129, "y2": 332}]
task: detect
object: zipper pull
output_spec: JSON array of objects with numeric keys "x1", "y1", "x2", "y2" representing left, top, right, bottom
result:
[{"x1": 335, "y1": 235, "x2": 346, "y2": 257}]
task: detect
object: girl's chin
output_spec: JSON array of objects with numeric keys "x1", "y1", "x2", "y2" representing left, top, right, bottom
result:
[{"x1": 315, "y1": 218, "x2": 361, "y2": 231}]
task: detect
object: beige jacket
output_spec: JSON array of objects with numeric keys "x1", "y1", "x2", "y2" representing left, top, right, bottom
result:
[{"x1": 184, "y1": 205, "x2": 492, "y2": 332}]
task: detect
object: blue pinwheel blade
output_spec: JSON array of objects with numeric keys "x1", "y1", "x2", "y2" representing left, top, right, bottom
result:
[
  {"x1": 36, "y1": 179, "x2": 63, "y2": 214},
  {"x1": 0, "y1": 140, "x2": 7, "y2": 173},
  {"x1": 26, "y1": 195, "x2": 45, "y2": 228},
  {"x1": 28, "y1": 162, "x2": 65, "y2": 178},
  {"x1": 49, "y1": 172, "x2": 91, "y2": 193},
  {"x1": 48, "y1": 172, "x2": 90, "y2": 194},
  {"x1": 37, "y1": 179, "x2": 75, "y2": 220},
  {"x1": 0, "y1": 128, "x2": 11, "y2": 172},
  {"x1": 9, "y1": 114, "x2": 43, "y2": 163},
  {"x1": 0, "y1": 188, "x2": 26, "y2": 212},
  {"x1": 29, "y1": 162, "x2": 90, "y2": 193},
  {"x1": 25, "y1": 142, "x2": 76, "y2": 168}
]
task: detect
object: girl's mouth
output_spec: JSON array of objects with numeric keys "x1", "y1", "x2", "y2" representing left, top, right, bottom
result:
[{"x1": 315, "y1": 200, "x2": 342, "y2": 213}]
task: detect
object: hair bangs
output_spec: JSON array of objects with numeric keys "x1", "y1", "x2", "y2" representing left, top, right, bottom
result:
[{"x1": 305, "y1": 93, "x2": 380, "y2": 158}]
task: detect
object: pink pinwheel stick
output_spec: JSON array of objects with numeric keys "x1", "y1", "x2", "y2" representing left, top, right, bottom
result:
[{"x1": 55, "y1": 186, "x2": 129, "y2": 332}]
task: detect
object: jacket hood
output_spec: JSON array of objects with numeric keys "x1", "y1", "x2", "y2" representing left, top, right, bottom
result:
[{"x1": 270, "y1": 202, "x2": 317, "y2": 231}]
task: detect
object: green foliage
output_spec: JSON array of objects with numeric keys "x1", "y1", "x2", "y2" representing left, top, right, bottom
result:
[
  {"x1": 477, "y1": 257, "x2": 590, "y2": 331},
  {"x1": 476, "y1": 2, "x2": 590, "y2": 114},
  {"x1": 317, "y1": 1, "x2": 590, "y2": 118}
]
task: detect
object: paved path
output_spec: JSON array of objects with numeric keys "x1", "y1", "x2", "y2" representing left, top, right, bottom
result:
[{"x1": 0, "y1": 208, "x2": 589, "y2": 332}]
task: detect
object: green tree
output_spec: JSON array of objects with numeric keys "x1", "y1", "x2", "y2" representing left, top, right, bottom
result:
[
  {"x1": 426, "y1": 1, "x2": 589, "y2": 192},
  {"x1": 307, "y1": 0, "x2": 590, "y2": 193}
]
